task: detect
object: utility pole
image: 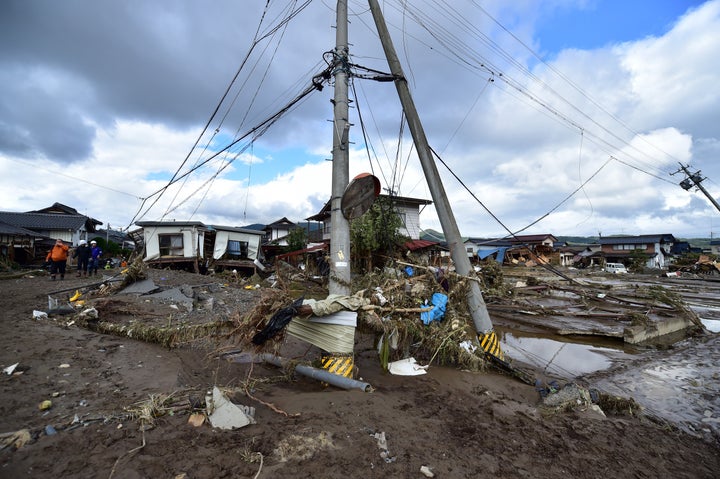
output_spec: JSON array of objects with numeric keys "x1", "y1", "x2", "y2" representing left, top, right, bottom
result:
[
  {"x1": 367, "y1": 0, "x2": 500, "y2": 357},
  {"x1": 329, "y1": 0, "x2": 351, "y2": 296},
  {"x1": 674, "y1": 163, "x2": 720, "y2": 214}
]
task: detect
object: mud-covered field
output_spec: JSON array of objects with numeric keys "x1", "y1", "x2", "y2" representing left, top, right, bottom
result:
[{"x1": 1, "y1": 267, "x2": 719, "y2": 478}]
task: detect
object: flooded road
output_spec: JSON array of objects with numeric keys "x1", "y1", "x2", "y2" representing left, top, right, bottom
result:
[{"x1": 498, "y1": 272, "x2": 720, "y2": 442}]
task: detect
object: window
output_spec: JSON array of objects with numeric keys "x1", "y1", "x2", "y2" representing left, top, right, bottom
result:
[
  {"x1": 467, "y1": 247, "x2": 474, "y2": 253},
  {"x1": 159, "y1": 234, "x2": 184, "y2": 256},
  {"x1": 612, "y1": 243, "x2": 646, "y2": 251},
  {"x1": 227, "y1": 240, "x2": 249, "y2": 259}
]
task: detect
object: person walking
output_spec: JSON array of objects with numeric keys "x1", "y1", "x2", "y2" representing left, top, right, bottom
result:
[
  {"x1": 89, "y1": 240, "x2": 103, "y2": 276},
  {"x1": 73, "y1": 240, "x2": 91, "y2": 277},
  {"x1": 46, "y1": 238, "x2": 69, "y2": 280}
]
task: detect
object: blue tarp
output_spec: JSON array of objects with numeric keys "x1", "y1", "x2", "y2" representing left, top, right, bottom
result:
[
  {"x1": 477, "y1": 247, "x2": 508, "y2": 263},
  {"x1": 420, "y1": 292, "x2": 448, "y2": 325}
]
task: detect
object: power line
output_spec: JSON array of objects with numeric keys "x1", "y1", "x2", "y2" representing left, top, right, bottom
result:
[
  {"x1": 5, "y1": 157, "x2": 143, "y2": 200},
  {"x1": 126, "y1": 0, "x2": 314, "y2": 228}
]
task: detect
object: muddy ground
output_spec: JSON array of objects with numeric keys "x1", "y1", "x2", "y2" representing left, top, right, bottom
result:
[{"x1": 1, "y1": 266, "x2": 719, "y2": 478}]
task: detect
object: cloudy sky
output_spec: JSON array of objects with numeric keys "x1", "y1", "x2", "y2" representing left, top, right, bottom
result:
[{"x1": 1, "y1": 0, "x2": 718, "y2": 239}]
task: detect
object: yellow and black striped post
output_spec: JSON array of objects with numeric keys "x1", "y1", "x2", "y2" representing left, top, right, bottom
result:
[
  {"x1": 320, "y1": 353, "x2": 355, "y2": 378},
  {"x1": 478, "y1": 330, "x2": 504, "y2": 361}
]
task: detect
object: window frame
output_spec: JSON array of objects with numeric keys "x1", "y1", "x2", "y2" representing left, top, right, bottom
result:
[{"x1": 159, "y1": 233, "x2": 184, "y2": 257}]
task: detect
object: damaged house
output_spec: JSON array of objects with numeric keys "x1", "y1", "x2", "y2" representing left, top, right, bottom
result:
[
  {"x1": 307, "y1": 194, "x2": 432, "y2": 241},
  {"x1": 466, "y1": 234, "x2": 558, "y2": 266},
  {"x1": 135, "y1": 221, "x2": 264, "y2": 274}
]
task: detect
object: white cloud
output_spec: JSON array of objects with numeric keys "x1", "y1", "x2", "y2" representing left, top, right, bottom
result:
[{"x1": 1, "y1": 1, "x2": 719, "y2": 240}]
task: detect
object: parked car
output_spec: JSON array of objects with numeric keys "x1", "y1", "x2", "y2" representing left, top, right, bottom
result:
[{"x1": 604, "y1": 262, "x2": 628, "y2": 274}]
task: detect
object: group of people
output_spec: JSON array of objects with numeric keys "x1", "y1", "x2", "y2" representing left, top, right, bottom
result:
[{"x1": 46, "y1": 238, "x2": 103, "y2": 280}]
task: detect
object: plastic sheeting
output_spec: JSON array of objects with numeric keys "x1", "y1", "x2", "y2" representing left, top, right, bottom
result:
[
  {"x1": 287, "y1": 319, "x2": 356, "y2": 353},
  {"x1": 477, "y1": 247, "x2": 508, "y2": 263}
]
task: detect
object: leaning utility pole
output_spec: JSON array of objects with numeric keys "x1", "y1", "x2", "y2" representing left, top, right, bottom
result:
[
  {"x1": 675, "y1": 163, "x2": 720, "y2": 214},
  {"x1": 329, "y1": 0, "x2": 351, "y2": 296},
  {"x1": 367, "y1": 0, "x2": 502, "y2": 358}
]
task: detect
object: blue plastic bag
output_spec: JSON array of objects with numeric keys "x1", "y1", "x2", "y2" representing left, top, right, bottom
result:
[{"x1": 420, "y1": 292, "x2": 448, "y2": 325}]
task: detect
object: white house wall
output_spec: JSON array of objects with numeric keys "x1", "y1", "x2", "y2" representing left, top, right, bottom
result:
[
  {"x1": 142, "y1": 226, "x2": 203, "y2": 260},
  {"x1": 212, "y1": 230, "x2": 261, "y2": 260},
  {"x1": 399, "y1": 205, "x2": 422, "y2": 240}
]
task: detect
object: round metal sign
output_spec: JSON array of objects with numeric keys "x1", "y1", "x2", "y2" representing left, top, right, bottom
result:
[{"x1": 341, "y1": 173, "x2": 381, "y2": 220}]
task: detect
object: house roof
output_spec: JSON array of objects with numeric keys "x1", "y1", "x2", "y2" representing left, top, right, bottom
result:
[
  {"x1": 466, "y1": 237, "x2": 513, "y2": 247},
  {"x1": 600, "y1": 234, "x2": 675, "y2": 245},
  {"x1": 465, "y1": 234, "x2": 557, "y2": 247},
  {"x1": 28, "y1": 202, "x2": 102, "y2": 226},
  {"x1": 135, "y1": 221, "x2": 207, "y2": 228},
  {"x1": 275, "y1": 243, "x2": 328, "y2": 260},
  {"x1": 0, "y1": 211, "x2": 93, "y2": 232},
  {"x1": 507, "y1": 234, "x2": 558, "y2": 244},
  {"x1": 266, "y1": 217, "x2": 296, "y2": 228},
  {"x1": 0, "y1": 220, "x2": 46, "y2": 237},
  {"x1": 209, "y1": 225, "x2": 265, "y2": 236},
  {"x1": 404, "y1": 239, "x2": 439, "y2": 251},
  {"x1": 95, "y1": 229, "x2": 132, "y2": 244}
]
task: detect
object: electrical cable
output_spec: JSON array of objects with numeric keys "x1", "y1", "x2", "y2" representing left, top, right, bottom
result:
[
  {"x1": 127, "y1": 0, "x2": 313, "y2": 228},
  {"x1": 130, "y1": 66, "x2": 332, "y2": 224},
  {"x1": 380, "y1": 0, "x2": 679, "y2": 181}
]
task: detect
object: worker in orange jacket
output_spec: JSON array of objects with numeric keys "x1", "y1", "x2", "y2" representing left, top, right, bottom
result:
[{"x1": 46, "y1": 238, "x2": 69, "y2": 280}]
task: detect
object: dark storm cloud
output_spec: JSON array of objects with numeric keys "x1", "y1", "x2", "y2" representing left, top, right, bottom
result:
[{"x1": 0, "y1": 0, "x2": 278, "y2": 163}]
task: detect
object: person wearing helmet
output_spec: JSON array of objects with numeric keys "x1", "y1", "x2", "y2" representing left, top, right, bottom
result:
[
  {"x1": 89, "y1": 240, "x2": 103, "y2": 276},
  {"x1": 73, "y1": 239, "x2": 91, "y2": 277},
  {"x1": 46, "y1": 238, "x2": 69, "y2": 280}
]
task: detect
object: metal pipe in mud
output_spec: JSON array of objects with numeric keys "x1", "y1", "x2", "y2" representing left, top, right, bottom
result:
[{"x1": 260, "y1": 353, "x2": 373, "y2": 392}]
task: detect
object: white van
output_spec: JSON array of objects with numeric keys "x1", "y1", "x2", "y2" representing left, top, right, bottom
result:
[{"x1": 604, "y1": 263, "x2": 628, "y2": 274}]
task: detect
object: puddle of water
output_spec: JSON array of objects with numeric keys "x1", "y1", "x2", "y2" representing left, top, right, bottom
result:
[
  {"x1": 589, "y1": 333, "x2": 720, "y2": 439},
  {"x1": 500, "y1": 332, "x2": 631, "y2": 378},
  {"x1": 701, "y1": 318, "x2": 720, "y2": 333}
]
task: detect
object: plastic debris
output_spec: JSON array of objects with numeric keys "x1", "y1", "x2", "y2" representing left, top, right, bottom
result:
[
  {"x1": 206, "y1": 387, "x2": 256, "y2": 430},
  {"x1": 44, "y1": 425, "x2": 57, "y2": 436},
  {"x1": 459, "y1": 340, "x2": 477, "y2": 354},
  {"x1": 420, "y1": 465, "x2": 435, "y2": 478},
  {"x1": 388, "y1": 357, "x2": 427, "y2": 376},
  {"x1": 32, "y1": 310, "x2": 48, "y2": 320},
  {"x1": 39, "y1": 400, "x2": 52, "y2": 411},
  {"x1": 3, "y1": 363, "x2": 18, "y2": 375},
  {"x1": 419, "y1": 292, "x2": 448, "y2": 325}
]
